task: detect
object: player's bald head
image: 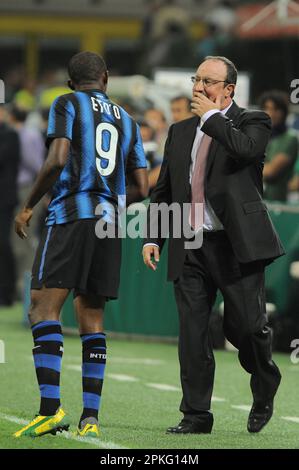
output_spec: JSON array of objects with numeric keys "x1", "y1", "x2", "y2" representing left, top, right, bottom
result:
[{"x1": 68, "y1": 51, "x2": 107, "y2": 86}]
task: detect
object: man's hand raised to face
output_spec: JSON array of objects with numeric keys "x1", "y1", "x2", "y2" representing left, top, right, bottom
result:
[{"x1": 191, "y1": 92, "x2": 224, "y2": 118}]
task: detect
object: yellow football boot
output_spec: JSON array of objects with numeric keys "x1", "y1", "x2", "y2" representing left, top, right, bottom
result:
[
  {"x1": 76, "y1": 417, "x2": 100, "y2": 438},
  {"x1": 13, "y1": 408, "x2": 70, "y2": 438}
]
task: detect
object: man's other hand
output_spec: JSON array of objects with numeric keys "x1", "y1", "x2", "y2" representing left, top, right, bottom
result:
[{"x1": 142, "y1": 245, "x2": 160, "y2": 271}]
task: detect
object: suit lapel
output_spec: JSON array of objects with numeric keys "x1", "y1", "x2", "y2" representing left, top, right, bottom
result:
[{"x1": 205, "y1": 101, "x2": 241, "y2": 179}]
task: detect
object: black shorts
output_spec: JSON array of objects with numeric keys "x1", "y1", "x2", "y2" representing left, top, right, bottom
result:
[{"x1": 31, "y1": 219, "x2": 121, "y2": 299}]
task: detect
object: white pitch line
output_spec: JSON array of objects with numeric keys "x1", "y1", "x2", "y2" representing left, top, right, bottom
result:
[
  {"x1": 0, "y1": 414, "x2": 28, "y2": 426},
  {"x1": 212, "y1": 396, "x2": 226, "y2": 402},
  {"x1": 281, "y1": 416, "x2": 299, "y2": 424},
  {"x1": 62, "y1": 432, "x2": 127, "y2": 449},
  {"x1": 231, "y1": 405, "x2": 251, "y2": 411},
  {"x1": 146, "y1": 383, "x2": 181, "y2": 391},
  {"x1": 66, "y1": 365, "x2": 81, "y2": 372},
  {"x1": 66, "y1": 366, "x2": 139, "y2": 383},
  {"x1": 110, "y1": 357, "x2": 165, "y2": 366},
  {"x1": 145, "y1": 383, "x2": 226, "y2": 402},
  {"x1": 66, "y1": 368, "x2": 227, "y2": 398},
  {"x1": 0, "y1": 413, "x2": 127, "y2": 449},
  {"x1": 107, "y1": 373, "x2": 139, "y2": 382}
]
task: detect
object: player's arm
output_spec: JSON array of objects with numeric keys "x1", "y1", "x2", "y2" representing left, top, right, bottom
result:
[
  {"x1": 126, "y1": 167, "x2": 149, "y2": 206},
  {"x1": 15, "y1": 138, "x2": 70, "y2": 239},
  {"x1": 15, "y1": 95, "x2": 74, "y2": 239},
  {"x1": 126, "y1": 122, "x2": 149, "y2": 206}
]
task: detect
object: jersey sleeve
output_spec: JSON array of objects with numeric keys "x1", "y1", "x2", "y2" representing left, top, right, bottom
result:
[
  {"x1": 46, "y1": 95, "x2": 75, "y2": 148},
  {"x1": 126, "y1": 122, "x2": 148, "y2": 173}
]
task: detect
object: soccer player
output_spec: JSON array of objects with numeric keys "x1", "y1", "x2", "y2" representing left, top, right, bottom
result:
[{"x1": 14, "y1": 51, "x2": 148, "y2": 438}]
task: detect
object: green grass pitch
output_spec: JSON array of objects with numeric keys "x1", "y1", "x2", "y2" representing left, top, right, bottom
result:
[{"x1": 0, "y1": 304, "x2": 298, "y2": 449}]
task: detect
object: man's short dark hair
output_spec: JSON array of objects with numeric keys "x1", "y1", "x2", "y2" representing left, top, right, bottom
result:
[
  {"x1": 203, "y1": 56, "x2": 237, "y2": 98},
  {"x1": 68, "y1": 51, "x2": 107, "y2": 85},
  {"x1": 259, "y1": 90, "x2": 289, "y2": 121},
  {"x1": 171, "y1": 95, "x2": 192, "y2": 107},
  {"x1": 204, "y1": 55, "x2": 238, "y2": 85}
]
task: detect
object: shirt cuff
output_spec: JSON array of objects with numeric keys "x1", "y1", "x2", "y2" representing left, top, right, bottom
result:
[{"x1": 200, "y1": 109, "x2": 221, "y2": 127}]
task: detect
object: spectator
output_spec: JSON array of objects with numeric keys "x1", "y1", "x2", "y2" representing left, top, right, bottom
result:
[
  {"x1": 8, "y1": 105, "x2": 45, "y2": 298},
  {"x1": 195, "y1": 23, "x2": 221, "y2": 63},
  {"x1": 204, "y1": 0, "x2": 237, "y2": 35},
  {"x1": 0, "y1": 105, "x2": 20, "y2": 306},
  {"x1": 144, "y1": 0, "x2": 190, "y2": 41},
  {"x1": 170, "y1": 95, "x2": 193, "y2": 123},
  {"x1": 260, "y1": 90, "x2": 298, "y2": 202},
  {"x1": 144, "y1": 107, "x2": 168, "y2": 158},
  {"x1": 13, "y1": 78, "x2": 37, "y2": 111},
  {"x1": 140, "y1": 0, "x2": 161, "y2": 41},
  {"x1": 139, "y1": 120, "x2": 161, "y2": 192},
  {"x1": 144, "y1": 108, "x2": 168, "y2": 190},
  {"x1": 287, "y1": 157, "x2": 299, "y2": 198},
  {"x1": 145, "y1": 22, "x2": 194, "y2": 72}
]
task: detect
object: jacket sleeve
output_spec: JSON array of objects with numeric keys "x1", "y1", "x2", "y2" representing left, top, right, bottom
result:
[
  {"x1": 201, "y1": 110, "x2": 272, "y2": 162},
  {"x1": 143, "y1": 124, "x2": 173, "y2": 250}
]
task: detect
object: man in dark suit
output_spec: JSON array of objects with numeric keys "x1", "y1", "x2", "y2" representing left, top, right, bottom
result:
[{"x1": 143, "y1": 56, "x2": 284, "y2": 434}]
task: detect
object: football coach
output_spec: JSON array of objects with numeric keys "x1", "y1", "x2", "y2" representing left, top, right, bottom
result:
[{"x1": 143, "y1": 56, "x2": 284, "y2": 435}]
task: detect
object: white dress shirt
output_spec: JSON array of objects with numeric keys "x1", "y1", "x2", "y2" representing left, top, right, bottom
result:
[{"x1": 190, "y1": 101, "x2": 233, "y2": 231}]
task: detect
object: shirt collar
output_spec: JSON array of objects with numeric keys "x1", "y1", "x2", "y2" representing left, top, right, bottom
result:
[{"x1": 221, "y1": 100, "x2": 233, "y2": 115}]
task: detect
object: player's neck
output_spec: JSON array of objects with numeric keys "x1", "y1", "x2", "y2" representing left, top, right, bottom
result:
[{"x1": 76, "y1": 83, "x2": 106, "y2": 93}]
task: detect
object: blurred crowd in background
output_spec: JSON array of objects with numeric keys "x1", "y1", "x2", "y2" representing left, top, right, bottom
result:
[{"x1": 0, "y1": 0, "x2": 299, "y2": 311}]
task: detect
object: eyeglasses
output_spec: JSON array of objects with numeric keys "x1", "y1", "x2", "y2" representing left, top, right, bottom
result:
[{"x1": 190, "y1": 76, "x2": 228, "y2": 87}]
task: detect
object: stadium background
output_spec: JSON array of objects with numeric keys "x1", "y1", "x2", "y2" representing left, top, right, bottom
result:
[{"x1": 0, "y1": 0, "x2": 299, "y2": 450}]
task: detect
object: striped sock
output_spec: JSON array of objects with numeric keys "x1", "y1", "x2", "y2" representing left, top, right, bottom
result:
[
  {"x1": 80, "y1": 333, "x2": 107, "y2": 422},
  {"x1": 31, "y1": 320, "x2": 63, "y2": 416}
]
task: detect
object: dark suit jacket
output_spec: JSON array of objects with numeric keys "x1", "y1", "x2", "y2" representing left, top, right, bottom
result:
[{"x1": 144, "y1": 101, "x2": 285, "y2": 281}]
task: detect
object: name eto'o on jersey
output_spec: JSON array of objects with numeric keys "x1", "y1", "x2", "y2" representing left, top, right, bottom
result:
[{"x1": 91, "y1": 96, "x2": 121, "y2": 120}]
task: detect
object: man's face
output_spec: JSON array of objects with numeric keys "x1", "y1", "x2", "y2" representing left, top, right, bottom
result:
[
  {"x1": 171, "y1": 98, "x2": 193, "y2": 123},
  {"x1": 263, "y1": 99, "x2": 284, "y2": 127},
  {"x1": 140, "y1": 125, "x2": 154, "y2": 142},
  {"x1": 192, "y1": 59, "x2": 233, "y2": 108},
  {"x1": 144, "y1": 109, "x2": 166, "y2": 132}
]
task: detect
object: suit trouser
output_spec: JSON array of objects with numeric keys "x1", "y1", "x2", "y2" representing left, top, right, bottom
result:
[{"x1": 173, "y1": 231, "x2": 281, "y2": 418}]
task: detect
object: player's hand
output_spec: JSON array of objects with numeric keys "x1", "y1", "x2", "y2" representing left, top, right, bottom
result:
[
  {"x1": 15, "y1": 208, "x2": 33, "y2": 239},
  {"x1": 191, "y1": 92, "x2": 223, "y2": 117},
  {"x1": 142, "y1": 245, "x2": 160, "y2": 271}
]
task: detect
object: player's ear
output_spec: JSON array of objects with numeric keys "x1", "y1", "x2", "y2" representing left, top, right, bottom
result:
[
  {"x1": 103, "y1": 70, "x2": 109, "y2": 85},
  {"x1": 67, "y1": 79, "x2": 75, "y2": 90}
]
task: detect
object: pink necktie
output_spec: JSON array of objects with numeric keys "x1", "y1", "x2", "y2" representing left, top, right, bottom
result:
[{"x1": 189, "y1": 133, "x2": 212, "y2": 231}]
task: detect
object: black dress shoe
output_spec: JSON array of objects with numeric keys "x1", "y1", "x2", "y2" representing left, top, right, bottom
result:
[
  {"x1": 166, "y1": 415, "x2": 213, "y2": 434},
  {"x1": 247, "y1": 400, "x2": 273, "y2": 433}
]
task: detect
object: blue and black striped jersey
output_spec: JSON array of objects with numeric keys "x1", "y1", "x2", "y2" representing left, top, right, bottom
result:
[{"x1": 45, "y1": 90, "x2": 147, "y2": 225}]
